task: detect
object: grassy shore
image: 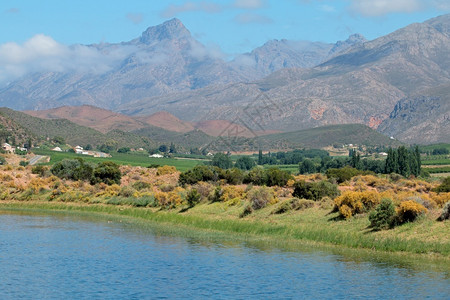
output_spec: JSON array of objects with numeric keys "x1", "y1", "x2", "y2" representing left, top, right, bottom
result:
[{"x1": 1, "y1": 200, "x2": 448, "y2": 258}]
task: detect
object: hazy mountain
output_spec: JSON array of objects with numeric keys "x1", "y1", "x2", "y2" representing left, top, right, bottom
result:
[{"x1": 0, "y1": 19, "x2": 249, "y2": 110}]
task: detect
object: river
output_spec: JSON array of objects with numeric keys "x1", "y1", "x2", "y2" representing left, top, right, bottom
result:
[{"x1": 0, "y1": 211, "x2": 448, "y2": 299}]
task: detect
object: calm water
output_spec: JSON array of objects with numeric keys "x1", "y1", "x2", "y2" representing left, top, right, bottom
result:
[{"x1": 0, "y1": 211, "x2": 449, "y2": 299}]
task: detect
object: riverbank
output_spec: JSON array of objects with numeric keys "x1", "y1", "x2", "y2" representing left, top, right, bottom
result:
[{"x1": 1, "y1": 200, "x2": 448, "y2": 258}]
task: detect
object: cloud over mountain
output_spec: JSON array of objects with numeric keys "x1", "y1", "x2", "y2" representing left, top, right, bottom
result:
[{"x1": 0, "y1": 34, "x2": 135, "y2": 85}]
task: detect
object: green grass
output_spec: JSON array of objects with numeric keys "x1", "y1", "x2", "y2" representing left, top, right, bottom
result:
[
  {"x1": 420, "y1": 143, "x2": 450, "y2": 152},
  {"x1": 32, "y1": 149, "x2": 205, "y2": 171},
  {"x1": 423, "y1": 166, "x2": 450, "y2": 174},
  {"x1": 263, "y1": 164, "x2": 299, "y2": 173}
]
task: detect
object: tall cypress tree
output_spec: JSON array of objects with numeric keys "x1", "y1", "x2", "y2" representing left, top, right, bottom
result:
[
  {"x1": 415, "y1": 146, "x2": 421, "y2": 175},
  {"x1": 397, "y1": 146, "x2": 410, "y2": 177}
]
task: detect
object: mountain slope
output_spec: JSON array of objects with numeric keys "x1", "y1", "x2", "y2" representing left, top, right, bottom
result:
[
  {"x1": 120, "y1": 14, "x2": 450, "y2": 137},
  {"x1": 378, "y1": 84, "x2": 450, "y2": 144}
]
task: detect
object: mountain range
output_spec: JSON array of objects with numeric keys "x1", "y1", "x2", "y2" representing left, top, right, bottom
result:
[{"x1": 1, "y1": 15, "x2": 449, "y2": 144}]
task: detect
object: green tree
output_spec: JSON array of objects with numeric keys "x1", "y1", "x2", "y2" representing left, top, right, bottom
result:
[
  {"x1": 53, "y1": 136, "x2": 65, "y2": 145},
  {"x1": 397, "y1": 146, "x2": 410, "y2": 177},
  {"x1": 258, "y1": 149, "x2": 263, "y2": 165},
  {"x1": 211, "y1": 153, "x2": 233, "y2": 169},
  {"x1": 235, "y1": 156, "x2": 256, "y2": 170},
  {"x1": 299, "y1": 159, "x2": 316, "y2": 174},
  {"x1": 369, "y1": 198, "x2": 395, "y2": 230},
  {"x1": 159, "y1": 144, "x2": 168, "y2": 153}
]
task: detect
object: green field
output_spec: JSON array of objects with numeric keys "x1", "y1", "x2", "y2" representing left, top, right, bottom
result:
[
  {"x1": 423, "y1": 166, "x2": 450, "y2": 174},
  {"x1": 263, "y1": 164, "x2": 299, "y2": 173},
  {"x1": 32, "y1": 149, "x2": 206, "y2": 171}
]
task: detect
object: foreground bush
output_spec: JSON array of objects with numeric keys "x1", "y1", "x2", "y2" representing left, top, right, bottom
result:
[
  {"x1": 247, "y1": 186, "x2": 275, "y2": 210},
  {"x1": 186, "y1": 189, "x2": 201, "y2": 207},
  {"x1": 433, "y1": 176, "x2": 450, "y2": 193},
  {"x1": 334, "y1": 191, "x2": 381, "y2": 219},
  {"x1": 396, "y1": 200, "x2": 427, "y2": 224},
  {"x1": 272, "y1": 198, "x2": 315, "y2": 214},
  {"x1": 369, "y1": 198, "x2": 395, "y2": 230},
  {"x1": 437, "y1": 202, "x2": 450, "y2": 221},
  {"x1": 292, "y1": 180, "x2": 339, "y2": 201}
]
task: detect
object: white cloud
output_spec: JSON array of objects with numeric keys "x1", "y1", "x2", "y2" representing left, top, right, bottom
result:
[
  {"x1": 0, "y1": 34, "x2": 135, "y2": 85},
  {"x1": 126, "y1": 13, "x2": 144, "y2": 24},
  {"x1": 160, "y1": 1, "x2": 223, "y2": 18},
  {"x1": 234, "y1": 12, "x2": 273, "y2": 24},
  {"x1": 350, "y1": 0, "x2": 422, "y2": 16},
  {"x1": 233, "y1": 0, "x2": 266, "y2": 9},
  {"x1": 430, "y1": 0, "x2": 450, "y2": 10}
]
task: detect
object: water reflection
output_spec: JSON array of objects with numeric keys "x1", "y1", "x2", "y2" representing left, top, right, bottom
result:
[{"x1": 0, "y1": 210, "x2": 449, "y2": 299}]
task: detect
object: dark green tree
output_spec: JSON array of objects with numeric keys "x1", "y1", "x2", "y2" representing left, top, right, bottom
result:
[
  {"x1": 159, "y1": 144, "x2": 168, "y2": 153},
  {"x1": 258, "y1": 149, "x2": 263, "y2": 165},
  {"x1": 211, "y1": 153, "x2": 233, "y2": 169},
  {"x1": 299, "y1": 159, "x2": 316, "y2": 174},
  {"x1": 235, "y1": 156, "x2": 256, "y2": 170},
  {"x1": 397, "y1": 146, "x2": 410, "y2": 177}
]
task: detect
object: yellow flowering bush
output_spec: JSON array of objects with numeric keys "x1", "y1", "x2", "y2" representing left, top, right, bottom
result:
[{"x1": 396, "y1": 200, "x2": 427, "y2": 223}]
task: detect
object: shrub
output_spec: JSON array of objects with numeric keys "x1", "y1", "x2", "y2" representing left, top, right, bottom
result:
[
  {"x1": 433, "y1": 176, "x2": 450, "y2": 193},
  {"x1": 292, "y1": 180, "x2": 339, "y2": 201},
  {"x1": 118, "y1": 186, "x2": 137, "y2": 197},
  {"x1": 178, "y1": 165, "x2": 218, "y2": 185},
  {"x1": 369, "y1": 198, "x2": 396, "y2": 230},
  {"x1": 209, "y1": 186, "x2": 224, "y2": 202},
  {"x1": 334, "y1": 191, "x2": 381, "y2": 219},
  {"x1": 19, "y1": 161, "x2": 29, "y2": 167},
  {"x1": 222, "y1": 186, "x2": 245, "y2": 202},
  {"x1": 326, "y1": 167, "x2": 369, "y2": 184},
  {"x1": 265, "y1": 168, "x2": 292, "y2": 187},
  {"x1": 239, "y1": 203, "x2": 253, "y2": 218},
  {"x1": 156, "y1": 165, "x2": 177, "y2": 176},
  {"x1": 186, "y1": 189, "x2": 201, "y2": 207},
  {"x1": 430, "y1": 192, "x2": 450, "y2": 208},
  {"x1": 247, "y1": 186, "x2": 275, "y2": 210},
  {"x1": 396, "y1": 200, "x2": 427, "y2": 224},
  {"x1": 92, "y1": 161, "x2": 121, "y2": 185},
  {"x1": 437, "y1": 202, "x2": 450, "y2": 221},
  {"x1": 243, "y1": 167, "x2": 266, "y2": 185},
  {"x1": 32, "y1": 165, "x2": 48, "y2": 177},
  {"x1": 51, "y1": 158, "x2": 94, "y2": 182},
  {"x1": 272, "y1": 198, "x2": 316, "y2": 214},
  {"x1": 132, "y1": 181, "x2": 151, "y2": 191},
  {"x1": 222, "y1": 168, "x2": 244, "y2": 185}
]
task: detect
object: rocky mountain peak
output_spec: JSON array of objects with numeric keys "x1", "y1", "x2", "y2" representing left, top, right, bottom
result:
[
  {"x1": 328, "y1": 33, "x2": 366, "y2": 56},
  {"x1": 139, "y1": 18, "x2": 191, "y2": 44}
]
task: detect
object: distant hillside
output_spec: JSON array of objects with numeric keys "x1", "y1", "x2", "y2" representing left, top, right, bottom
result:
[
  {"x1": 0, "y1": 108, "x2": 155, "y2": 149},
  {"x1": 137, "y1": 111, "x2": 195, "y2": 133},
  {"x1": 0, "y1": 110, "x2": 35, "y2": 146},
  {"x1": 24, "y1": 105, "x2": 148, "y2": 133},
  {"x1": 257, "y1": 124, "x2": 402, "y2": 150},
  {"x1": 132, "y1": 126, "x2": 214, "y2": 150}
]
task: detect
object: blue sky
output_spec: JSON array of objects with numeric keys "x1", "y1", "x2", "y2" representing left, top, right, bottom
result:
[
  {"x1": 1, "y1": 0, "x2": 449, "y2": 53},
  {"x1": 0, "y1": 0, "x2": 449, "y2": 84}
]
